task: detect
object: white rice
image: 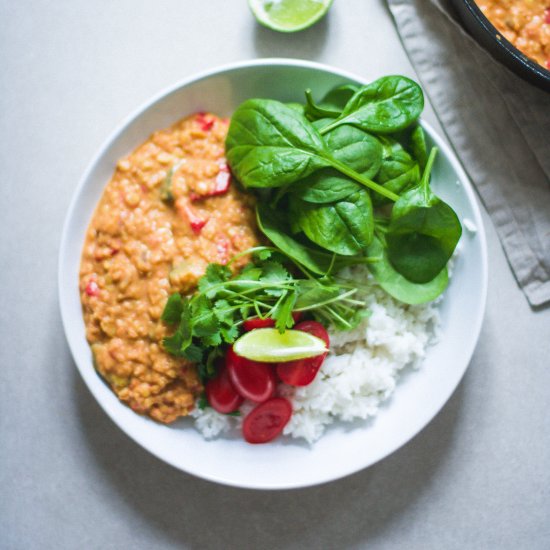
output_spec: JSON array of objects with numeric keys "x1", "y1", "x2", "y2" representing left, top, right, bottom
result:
[{"x1": 191, "y1": 265, "x2": 441, "y2": 444}]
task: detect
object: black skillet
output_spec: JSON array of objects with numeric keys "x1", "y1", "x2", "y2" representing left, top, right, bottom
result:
[{"x1": 450, "y1": 0, "x2": 550, "y2": 92}]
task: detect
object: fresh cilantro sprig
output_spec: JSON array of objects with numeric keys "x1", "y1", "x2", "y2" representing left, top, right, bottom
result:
[{"x1": 161, "y1": 247, "x2": 370, "y2": 381}]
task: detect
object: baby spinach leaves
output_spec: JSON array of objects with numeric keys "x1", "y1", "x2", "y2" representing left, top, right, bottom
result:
[
  {"x1": 226, "y1": 76, "x2": 460, "y2": 305},
  {"x1": 292, "y1": 170, "x2": 361, "y2": 204},
  {"x1": 319, "y1": 84, "x2": 359, "y2": 113},
  {"x1": 291, "y1": 189, "x2": 373, "y2": 256},
  {"x1": 367, "y1": 235, "x2": 449, "y2": 305},
  {"x1": 372, "y1": 137, "x2": 420, "y2": 206},
  {"x1": 319, "y1": 76, "x2": 424, "y2": 135},
  {"x1": 409, "y1": 125, "x2": 428, "y2": 171},
  {"x1": 304, "y1": 84, "x2": 358, "y2": 120},
  {"x1": 226, "y1": 98, "x2": 332, "y2": 189},
  {"x1": 291, "y1": 125, "x2": 382, "y2": 205},
  {"x1": 256, "y1": 204, "x2": 338, "y2": 275},
  {"x1": 386, "y1": 148, "x2": 462, "y2": 283},
  {"x1": 324, "y1": 124, "x2": 382, "y2": 179}
]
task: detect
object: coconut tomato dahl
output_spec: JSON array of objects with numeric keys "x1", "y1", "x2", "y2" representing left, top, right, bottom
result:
[
  {"x1": 79, "y1": 113, "x2": 260, "y2": 423},
  {"x1": 477, "y1": 0, "x2": 550, "y2": 68}
]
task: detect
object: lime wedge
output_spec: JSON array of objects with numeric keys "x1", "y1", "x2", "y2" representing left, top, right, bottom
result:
[
  {"x1": 233, "y1": 328, "x2": 328, "y2": 362},
  {"x1": 249, "y1": 0, "x2": 333, "y2": 33}
]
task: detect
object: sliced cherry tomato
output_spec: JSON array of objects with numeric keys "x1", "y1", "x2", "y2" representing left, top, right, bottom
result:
[
  {"x1": 242, "y1": 312, "x2": 303, "y2": 332},
  {"x1": 291, "y1": 311, "x2": 304, "y2": 324},
  {"x1": 226, "y1": 346, "x2": 276, "y2": 403},
  {"x1": 242, "y1": 317, "x2": 275, "y2": 331},
  {"x1": 276, "y1": 320, "x2": 330, "y2": 386},
  {"x1": 293, "y1": 320, "x2": 330, "y2": 346},
  {"x1": 276, "y1": 355, "x2": 325, "y2": 386},
  {"x1": 205, "y1": 365, "x2": 243, "y2": 414},
  {"x1": 243, "y1": 397, "x2": 292, "y2": 444}
]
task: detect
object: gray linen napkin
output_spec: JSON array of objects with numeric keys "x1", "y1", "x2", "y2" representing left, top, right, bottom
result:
[{"x1": 387, "y1": 0, "x2": 550, "y2": 307}]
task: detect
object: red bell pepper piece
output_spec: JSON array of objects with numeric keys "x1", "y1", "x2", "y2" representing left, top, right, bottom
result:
[
  {"x1": 176, "y1": 198, "x2": 208, "y2": 234},
  {"x1": 188, "y1": 162, "x2": 232, "y2": 202},
  {"x1": 85, "y1": 280, "x2": 100, "y2": 297},
  {"x1": 196, "y1": 112, "x2": 214, "y2": 132}
]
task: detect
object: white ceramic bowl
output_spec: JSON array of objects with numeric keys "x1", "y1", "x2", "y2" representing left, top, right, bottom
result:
[{"x1": 59, "y1": 59, "x2": 487, "y2": 490}]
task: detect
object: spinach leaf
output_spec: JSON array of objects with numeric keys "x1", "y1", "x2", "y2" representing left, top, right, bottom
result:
[
  {"x1": 372, "y1": 137, "x2": 420, "y2": 206},
  {"x1": 304, "y1": 84, "x2": 358, "y2": 120},
  {"x1": 409, "y1": 125, "x2": 428, "y2": 171},
  {"x1": 256, "y1": 203, "x2": 337, "y2": 274},
  {"x1": 386, "y1": 147, "x2": 462, "y2": 283},
  {"x1": 285, "y1": 102, "x2": 306, "y2": 115},
  {"x1": 312, "y1": 117, "x2": 334, "y2": 131},
  {"x1": 225, "y1": 99, "x2": 332, "y2": 188},
  {"x1": 304, "y1": 89, "x2": 341, "y2": 120},
  {"x1": 292, "y1": 170, "x2": 361, "y2": 204},
  {"x1": 320, "y1": 76, "x2": 424, "y2": 135},
  {"x1": 288, "y1": 198, "x2": 303, "y2": 233},
  {"x1": 293, "y1": 189, "x2": 374, "y2": 256},
  {"x1": 366, "y1": 235, "x2": 449, "y2": 304},
  {"x1": 324, "y1": 125, "x2": 382, "y2": 178},
  {"x1": 291, "y1": 125, "x2": 383, "y2": 204},
  {"x1": 321, "y1": 84, "x2": 359, "y2": 111}
]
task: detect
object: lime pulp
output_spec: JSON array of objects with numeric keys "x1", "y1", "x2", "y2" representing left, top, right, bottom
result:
[
  {"x1": 233, "y1": 328, "x2": 328, "y2": 362},
  {"x1": 248, "y1": 0, "x2": 334, "y2": 33}
]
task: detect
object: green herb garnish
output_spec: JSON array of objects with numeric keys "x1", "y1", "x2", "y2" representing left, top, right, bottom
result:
[{"x1": 161, "y1": 248, "x2": 370, "y2": 381}]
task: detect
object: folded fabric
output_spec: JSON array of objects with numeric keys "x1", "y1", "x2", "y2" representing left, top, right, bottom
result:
[{"x1": 387, "y1": 0, "x2": 550, "y2": 307}]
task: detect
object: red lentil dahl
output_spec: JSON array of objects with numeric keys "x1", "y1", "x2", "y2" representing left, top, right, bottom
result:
[
  {"x1": 79, "y1": 113, "x2": 260, "y2": 423},
  {"x1": 477, "y1": 0, "x2": 550, "y2": 68}
]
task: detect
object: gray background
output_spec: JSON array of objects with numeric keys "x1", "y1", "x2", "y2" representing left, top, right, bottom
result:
[{"x1": 1, "y1": 1, "x2": 549, "y2": 549}]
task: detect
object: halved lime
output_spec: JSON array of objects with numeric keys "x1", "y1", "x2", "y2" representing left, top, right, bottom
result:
[
  {"x1": 249, "y1": 0, "x2": 333, "y2": 33},
  {"x1": 233, "y1": 328, "x2": 328, "y2": 362}
]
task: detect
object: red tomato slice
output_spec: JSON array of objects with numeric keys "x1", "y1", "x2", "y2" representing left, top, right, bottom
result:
[
  {"x1": 242, "y1": 317, "x2": 275, "y2": 331},
  {"x1": 276, "y1": 355, "x2": 325, "y2": 386},
  {"x1": 205, "y1": 365, "x2": 243, "y2": 414},
  {"x1": 291, "y1": 311, "x2": 304, "y2": 324},
  {"x1": 242, "y1": 312, "x2": 303, "y2": 332},
  {"x1": 226, "y1": 346, "x2": 276, "y2": 403},
  {"x1": 276, "y1": 321, "x2": 330, "y2": 386},
  {"x1": 293, "y1": 320, "x2": 330, "y2": 346},
  {"x1": 243, "y1": 397, "x2": 292, "y2": 444}
]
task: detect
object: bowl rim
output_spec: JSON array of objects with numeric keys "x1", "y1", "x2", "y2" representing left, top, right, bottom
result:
[
  {"x1": 456, "y1": 0, "x2": 550, "y2": 86},
  {"x1": 58, "y1": 58, "x2": 488, "y2": 489}
]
